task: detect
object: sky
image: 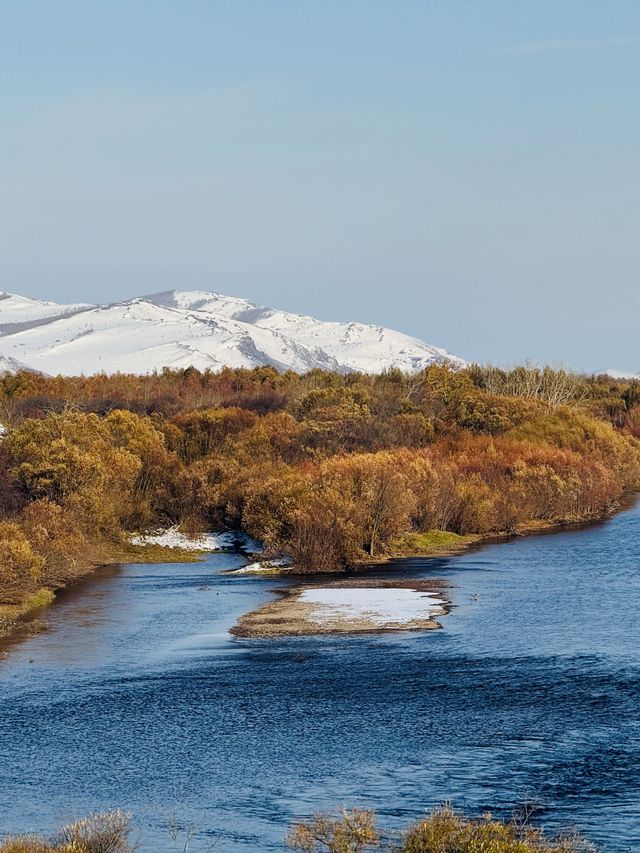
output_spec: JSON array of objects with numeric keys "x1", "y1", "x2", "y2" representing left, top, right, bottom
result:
[{"x1": 1, "y1": 0, "x2": 639, "y2": 372}]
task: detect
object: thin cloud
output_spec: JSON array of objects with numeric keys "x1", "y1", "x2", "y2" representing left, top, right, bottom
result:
[{"x1": 504, "y1": 34, "x2": 640, "y2": 55}]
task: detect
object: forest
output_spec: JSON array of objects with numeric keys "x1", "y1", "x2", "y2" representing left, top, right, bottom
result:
[{"x1": 1, "y1": 363, "x2": 639, "y2": 623}]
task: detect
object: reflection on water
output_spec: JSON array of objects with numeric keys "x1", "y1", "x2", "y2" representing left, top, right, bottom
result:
[{"x1": 1, "y1": 504, "x2": 639, "y2": 851}]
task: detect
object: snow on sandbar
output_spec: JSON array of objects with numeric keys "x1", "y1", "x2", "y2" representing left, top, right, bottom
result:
[
  {"x1": 299, "y1": 587, "x2": 444, "y2": 626},
  {"x1": 129, "y1": 526, "x2": 236, "y2": 551}
]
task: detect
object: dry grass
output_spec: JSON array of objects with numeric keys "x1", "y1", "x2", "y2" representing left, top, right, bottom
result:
[
  {"x1": 0, "y1": 806, "x2": 599, "y2": 853},
  {"x1": 105, "y1": 542, "x2": 203, "y2": 565},
  {"x1": 0, "y1": 811, "x2": 136, "y2": 853},
  {"x1": 287, "y1": 806, "x2": 596, "y2": 853}
]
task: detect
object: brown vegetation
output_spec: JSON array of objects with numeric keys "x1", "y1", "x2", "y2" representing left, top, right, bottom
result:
[
  {"x1": 0, "y1": 805, "x2": 595, "y2": 852},
  {"x1": 0, "y1": 364, "x2": 639, "y2": 616},
  {"x1": 0, "y1": 810, "x2": 135, "y2": 853},
  {"x1": 287, "y1": 805, "x2": 594, "y2": 852}
]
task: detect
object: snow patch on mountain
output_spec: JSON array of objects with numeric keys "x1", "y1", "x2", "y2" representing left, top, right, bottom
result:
[{"x1": 0, "y1": 289, "x2": 466, "y2": 376}]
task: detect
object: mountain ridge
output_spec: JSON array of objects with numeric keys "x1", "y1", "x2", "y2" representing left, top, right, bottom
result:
[{"x1": 0, "y1": 289, "x2": 466, "y2": 376}]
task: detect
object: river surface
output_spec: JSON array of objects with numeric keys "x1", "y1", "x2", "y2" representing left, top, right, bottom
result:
[{"x1": 1, "y1": 502, "x2": 639, "y2": 851}]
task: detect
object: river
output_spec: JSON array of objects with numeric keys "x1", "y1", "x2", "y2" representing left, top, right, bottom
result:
[{"x1": 1, "y1": 502, "x2": 639, "y2": 851}]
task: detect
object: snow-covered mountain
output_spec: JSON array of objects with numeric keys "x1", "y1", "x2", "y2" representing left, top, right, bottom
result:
[
  {"x1": 0, "y1": 291, "x2": 91, "y2": 334},
  {"x1": 0, "y1": 290, "x2": 466, "y2": 376},
  {"x1": 604, "y1": 369, "x2": 640, "y2": 380}
]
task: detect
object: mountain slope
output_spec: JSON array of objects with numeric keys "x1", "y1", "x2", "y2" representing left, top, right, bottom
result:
[
  {"x1": 0, "y1": 289, "x2": 466, "y2": 376},
  {"x1": 146, "y1": 290, "x2": 463, "y2": 374},
  {"x1": 604, "y1": 369, "x2": 640, "y2": 380},
  {"x1": 0, "y1": 292, "x2": 92, "y2": 334}
]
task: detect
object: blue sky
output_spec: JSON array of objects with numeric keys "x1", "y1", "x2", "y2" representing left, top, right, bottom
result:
[{"x1": 1, "y1": 1, "x2": 639, "y2": 371}]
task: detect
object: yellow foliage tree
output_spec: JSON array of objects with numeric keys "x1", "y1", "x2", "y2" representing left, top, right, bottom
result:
[
  {"x1": 5, "y1": 410, "x2": 141, "y2": 536},
  {"x1": 0, "y1": 521, "x2": 45, "y2": 605}
]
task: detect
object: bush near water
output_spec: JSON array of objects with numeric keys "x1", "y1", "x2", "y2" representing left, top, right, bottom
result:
[{"x1": 0, "y1": 805, "x2": 594, "y2": 852}]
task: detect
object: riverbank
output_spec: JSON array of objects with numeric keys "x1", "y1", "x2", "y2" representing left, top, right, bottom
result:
[
  {"x1": 231, "y1": 578, "x2": 450, "y2": 637},
  {"x1": 0, "y1": 536, "x2": 216, "y2": 645},
  {"x1": 0, "y1": 524, "x2": 523, "y2": 643},
  {"x1": 350, "y1": 500, "x2": 637, "y2": 574},
  {"x1": 1, "y1": 502, "x2": 630, "y2": 647},
  {"x1": 229, "y1": 509, "x2": 633, "y2": 637},
  {"x1": 228, "y1": 514, "x2": 618, "y2": 582},
  {"x1": 1, "y1": 525, "x2": 258, "y2": 645},
  {"x1": 224, "y1": 523, "x2": 566, "y2": 582},
  {"x1": 370, "y1": 511, "x2": 627, "y2": 566}
]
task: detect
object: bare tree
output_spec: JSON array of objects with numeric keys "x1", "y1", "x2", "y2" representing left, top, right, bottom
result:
[{"x1": 476, "y1": 363, "x2": 587, "y2": 409}]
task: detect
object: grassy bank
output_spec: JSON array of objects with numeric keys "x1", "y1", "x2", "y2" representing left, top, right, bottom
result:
[
  {"x1": 391, "y1": 528, "x2": 480, "y2": 556},
  {"x1": 0, "y1": 588, "x2": 55, "y2": 640},
  {"x1": 2, "y1": 498, "x2": 634, "y2": 647},
  {"x1": 352, "y1": 507, "x2": 621, "y2": 571}
]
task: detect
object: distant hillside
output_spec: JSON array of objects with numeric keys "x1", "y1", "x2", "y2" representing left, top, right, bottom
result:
[{"x1": 0, "y1": 290, "x2": 466, "y2": 376}]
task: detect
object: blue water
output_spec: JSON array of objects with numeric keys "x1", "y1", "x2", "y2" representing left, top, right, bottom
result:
[{"x1": 1, "y1": 501, "x2": 639, "y2": 851}]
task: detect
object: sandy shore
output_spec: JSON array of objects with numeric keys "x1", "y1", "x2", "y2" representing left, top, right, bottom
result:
[{"x1": 230, "y1": 578, "x2": 450, "y2": 638}]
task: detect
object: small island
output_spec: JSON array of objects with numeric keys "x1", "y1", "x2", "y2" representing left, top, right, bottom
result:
[{"x1": 231, "y1": 578, "x2": 449, "y2": 637}]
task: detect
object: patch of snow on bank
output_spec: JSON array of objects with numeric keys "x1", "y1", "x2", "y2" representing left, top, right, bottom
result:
[
  {"x1": 300, "y1": 587, "x2": 444, "y2": 626},
  {"x1": 129, "y1": 526, "x2": 236, "y2": 551},
  {"x1": 231, "y1": 557, "x2": 292, "y2": 574},
  {"x1": 235, "y1": 532, "x2": 264, "y2": 554}
]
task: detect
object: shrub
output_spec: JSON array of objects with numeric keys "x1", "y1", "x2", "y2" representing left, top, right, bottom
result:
[
  {"x1": 0, "y1": 839, "x2": 54, "y2": 853},
  {"x1": 287, "y1": 806, "x2": 594, "y2": 852},
  {"x1": 55, "y1": 810, "x2": 136, "y2": 853},
  {"x1": 287, "y1": 809, "x2": 379, "y2": 853},
  {"x1": 0, "y1": 521, "x2": 44, "y2": 605},
  {"x1": 0, "y1": 811, "x2": 135, "y2": 853},
  {"x1": 402, "y1": 805, "x2": 592, "y2": 852},
  {"x1": 21, "y1": 500, "x2": 88, "y2": 587}
]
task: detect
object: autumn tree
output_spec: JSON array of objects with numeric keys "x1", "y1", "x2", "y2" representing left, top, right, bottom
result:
[
  {"x1": 4, "y1": 409, "x2": 141, "y2": 535},
  {"x1": 0, "y1": 521, "x2": 44, "y2": 604},
  {"x1": 21, "y1": 499, "x2": 89, "y2": 587}
]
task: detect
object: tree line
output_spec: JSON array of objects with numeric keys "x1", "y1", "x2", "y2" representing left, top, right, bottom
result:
[{"x1": 1, "y1": 364, "x2": 639, "y2": 610}]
